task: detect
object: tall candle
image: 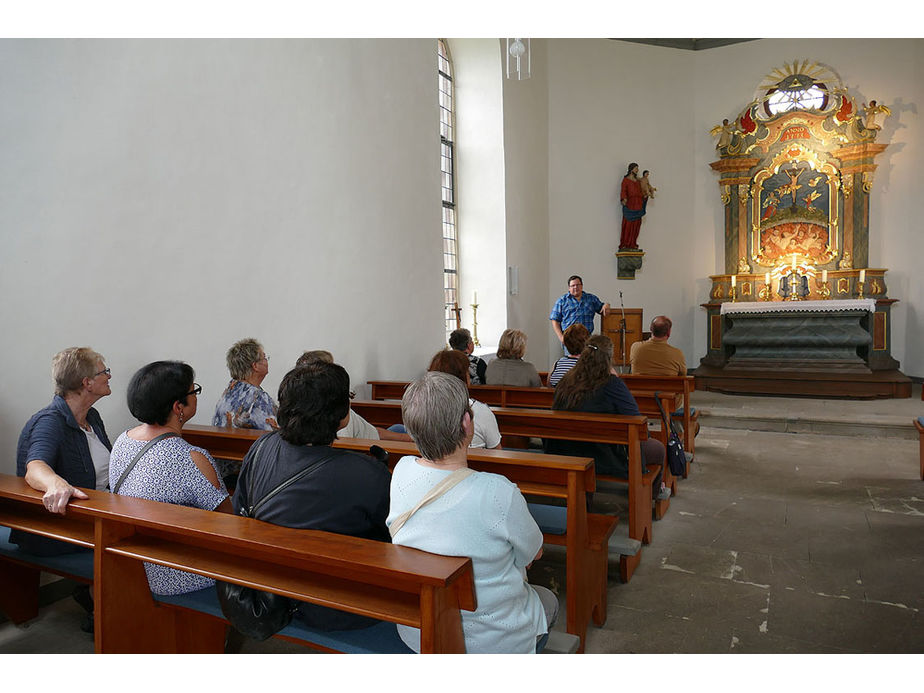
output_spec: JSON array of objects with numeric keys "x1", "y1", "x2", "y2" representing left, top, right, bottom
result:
[
  {"x1": 791, "y1": 254, "x2": 797, "y2": 269},
  {"x1": 859, "y1": 270, "x2": 865, "y2": 283},
  {"x1": 473, "y1": 290, "x2": 477, "y2": 304},
  {"x1": 765, "y1": 272, "x2": 770, "y2": 285},
  {"x1": 731, "y1": 275, "x2": 736, "y2": 288},
  {"x1": 822, "y1": 270, "x2": 827, "y2": 283}
]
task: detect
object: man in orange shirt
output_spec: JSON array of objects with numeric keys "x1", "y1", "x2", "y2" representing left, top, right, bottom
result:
[{"x1": 629, "y1": 315, "x2": 686, "y2": 376}]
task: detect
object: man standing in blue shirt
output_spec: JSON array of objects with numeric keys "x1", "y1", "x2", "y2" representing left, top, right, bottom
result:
[{"x1": 550, "y1": 275, "x2": 610, "y2": 352}]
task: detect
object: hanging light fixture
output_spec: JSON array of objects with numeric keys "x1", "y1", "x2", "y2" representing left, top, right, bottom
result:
[{"x1": 506, "y1": 38, "x2": 531, "y2": 80}]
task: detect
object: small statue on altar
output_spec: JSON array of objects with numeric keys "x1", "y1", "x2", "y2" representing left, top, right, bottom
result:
[
  {"x1": 710, "y1": 118, "x2": 736, "y2": 151},
  {"x1": 861, "y1": 100, "x2": 891, "y2": 131}
]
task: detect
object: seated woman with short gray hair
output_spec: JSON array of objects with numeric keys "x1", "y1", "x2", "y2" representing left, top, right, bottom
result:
[
  {"x1": 387, "y1": 371, "x2": 559, "y2": 653},
  {"x1": 212, "y1": 338, "x2": 277, "y2": 430}
]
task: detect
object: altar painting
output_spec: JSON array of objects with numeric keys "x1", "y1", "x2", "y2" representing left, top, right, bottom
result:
[{"x1": 752, "y1": 153, "x2": 839, "y2": 266}]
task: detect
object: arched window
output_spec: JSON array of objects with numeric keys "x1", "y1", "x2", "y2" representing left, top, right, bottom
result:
[{"x1": 438, "y1": 39, "x2": 458, "y2": 339}]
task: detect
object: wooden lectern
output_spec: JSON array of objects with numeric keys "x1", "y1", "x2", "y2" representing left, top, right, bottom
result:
[{"x1": 602, "y1": 309, "x2": 643, "y2": 369}]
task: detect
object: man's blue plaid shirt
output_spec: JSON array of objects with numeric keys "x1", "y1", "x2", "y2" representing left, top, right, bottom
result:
[{"x1": 549, "y1": 291, "x2": 604, "y2": 332}]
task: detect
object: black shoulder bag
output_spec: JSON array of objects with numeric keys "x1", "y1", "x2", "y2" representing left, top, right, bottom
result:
[
  {"x1": 654, "y1": 392, "x2": 686, "y2": 477},
  {"x1": 216, "y1": 434, "x2": 353, "y2": 641}
]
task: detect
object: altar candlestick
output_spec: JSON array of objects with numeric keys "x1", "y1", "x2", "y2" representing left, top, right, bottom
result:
[{"x1": 859, "y1": 270, "x2": 865, "y2": 283}]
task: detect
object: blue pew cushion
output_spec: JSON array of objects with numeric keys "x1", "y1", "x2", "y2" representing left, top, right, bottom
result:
[
  {"x1": 527, "y1": 503, "x2": 567, "y2": 536},
  {"x1": 0, "y1": 525, "x2": 93, "y2": 581},
  {"x1": 154, "y1": 585, "x2": 414, "y2": 654}
]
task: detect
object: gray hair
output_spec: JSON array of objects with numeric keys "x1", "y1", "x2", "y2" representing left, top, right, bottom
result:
[
  {"x1": 52, "y1": 347, "x2": 105, "y2": 397},
  {"x1": 402, "y1": 371, "x2": 471, "y2": 462},
  {"x1": 226, "y1": 338, "x2": 263, "y2": 380}
]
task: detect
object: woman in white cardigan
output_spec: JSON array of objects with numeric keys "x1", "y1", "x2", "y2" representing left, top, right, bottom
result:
[{"x1": 386, "y1": 371, "x2": 559, "y2": 653}]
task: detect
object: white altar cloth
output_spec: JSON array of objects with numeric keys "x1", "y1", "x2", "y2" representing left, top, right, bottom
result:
[{"x1": 720, "y1": 299, "x2": 876, "y2": 315}]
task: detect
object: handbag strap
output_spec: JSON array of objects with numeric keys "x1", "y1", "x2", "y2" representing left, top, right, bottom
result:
[
  {"x1": 653, "y1": 391, "x2": 681, "y2": 439},
  {"x1": 112, "y1": 432, "x2": 179, "y2": 494},
  {"x1": 240, "y1": 433, "x2": 339, "y2": 519},
  {"x1": 389, "y1": 467, "x2": 474, "y2": 538}
]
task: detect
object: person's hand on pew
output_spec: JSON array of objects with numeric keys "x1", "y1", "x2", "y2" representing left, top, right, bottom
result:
[
  {"x1": 266, "y1": 417, "x2": 279, "y2": 430},
  {"x1": 24, "y1": 459, "x2": 88, "y2": 515}
]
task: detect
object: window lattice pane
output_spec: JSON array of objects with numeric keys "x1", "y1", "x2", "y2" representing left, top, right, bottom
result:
[{"x1": 439, "y1": 40, "x2": 458, "y2": 338}]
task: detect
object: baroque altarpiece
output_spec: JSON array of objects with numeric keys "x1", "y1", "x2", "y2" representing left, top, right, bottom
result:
[{"x1": 695, "y1": 61, "x2": 910, "y2": 398}]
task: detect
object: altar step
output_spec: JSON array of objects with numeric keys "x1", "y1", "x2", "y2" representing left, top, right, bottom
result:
[
  {"x1": 693, "y1": 363, "x2": 912, "y2": 399},
  {"x1": 692, "y1": 385, "x2": 921, "y2": 441}
]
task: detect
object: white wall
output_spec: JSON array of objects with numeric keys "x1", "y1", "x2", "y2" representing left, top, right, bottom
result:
[
  {"x1": 502, "y1": 39, "x2": 551, "y2": 370},
  {"x1": 0, "y1": 39, "x2": 445, "y2": 473},
  {"x1": 544, "y1": 39, "x2": 698, "y2": 369}
]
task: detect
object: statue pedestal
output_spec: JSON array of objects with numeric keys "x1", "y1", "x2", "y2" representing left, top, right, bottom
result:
[{"x1": 615, "y1": 249, "x2": 644, "y2": 279}]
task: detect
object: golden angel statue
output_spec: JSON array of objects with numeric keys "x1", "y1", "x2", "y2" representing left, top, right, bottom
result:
[
  {"x1": 710, "y1": 118, "x2": 736, "y2": 150},
  {"x1": 861, "y1": 100, "x2": 891, "y2": 130}
]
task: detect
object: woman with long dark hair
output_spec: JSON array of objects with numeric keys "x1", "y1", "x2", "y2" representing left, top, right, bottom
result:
[{"x1": 548, "y1": 335, "x2": 664, "y2": 478}]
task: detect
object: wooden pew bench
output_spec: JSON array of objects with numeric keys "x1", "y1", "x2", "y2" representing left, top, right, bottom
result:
[
  {"x1": 183, "y1": 424, "x2": 614, "y2": 651},
  {"x1": 342, "y1": 402, "x2": 655, "y2": 583},
  {"x1": 369, "y1": 380, "x2": 680, "y2": 508},
  {"x1": 915, "y1": 417, "x2": 924, "y2": 481},
  {"x1": 372, "y1": 376, "x2": 697, "y2": 470},
  {"x1": 0, "y1": 473, "x2": 476, "y2": 653}
]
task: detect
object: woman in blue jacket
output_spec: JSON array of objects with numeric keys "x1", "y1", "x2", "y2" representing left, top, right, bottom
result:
[{"x1": 15, "y1": 347, "x2": 113, "y2": 528}]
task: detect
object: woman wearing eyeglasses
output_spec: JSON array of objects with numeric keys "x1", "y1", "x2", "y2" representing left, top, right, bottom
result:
[
  {"x1": 13, "y1": 347, "x2": 113, "y2": 548},
  {"x1": 109, "y1": 361, "x2": 232, "y2": 596},
  {"x1": 213, "y1": 337, "x2": 278, "y2": 430}
]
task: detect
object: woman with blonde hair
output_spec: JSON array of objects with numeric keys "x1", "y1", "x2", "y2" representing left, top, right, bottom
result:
[
  {"x1": 549, "y1": 335, "x2": 664, "y2": 478},
  {"x1": 485, "y1": 329, "x2": 541, "y2": 387},
  {"x1": 15, "y1": 347, "x2": 113, "y2": 524}
]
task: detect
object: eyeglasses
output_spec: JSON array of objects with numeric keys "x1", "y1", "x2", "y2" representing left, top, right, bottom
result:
[
  {"x1": 187, "y1": 383, "x2": 202, "y2": 396},
  {"x1": 95, "y1": 368, "x2": 111, "y2": 377}
]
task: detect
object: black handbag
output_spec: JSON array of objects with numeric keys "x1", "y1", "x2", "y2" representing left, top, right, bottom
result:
[
  {"x1": 216, "y1": 434, "x2": 380, "y2": 641},
  {"x1": 654, "y1": 392, "x2": 687, "y2": 477}
]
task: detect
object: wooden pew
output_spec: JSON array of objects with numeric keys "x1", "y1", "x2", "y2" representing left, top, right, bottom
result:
[
  {"x1": 915, "y1": 417, "x2": 924, "y2": 481},
  {"x1": 368, "y1": 380, "x2": 681, "y2": 502},
  {"x1": 343, "y1": 402, "x2": 654, "y2": 583},
  {"x1": 372, "y1": 375, "x2": 697, "y2": 464},
  {"x1": 0, "y1": 474, "x2": 475, "y2": 653},
  {"x1": 182, "y1": 424, "x2": 616, "y2": 650}
]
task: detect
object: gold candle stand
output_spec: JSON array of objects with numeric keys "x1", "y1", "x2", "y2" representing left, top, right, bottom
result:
[{"x1": 470, "y1": 302, "x2": 481, "y2": 346}]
